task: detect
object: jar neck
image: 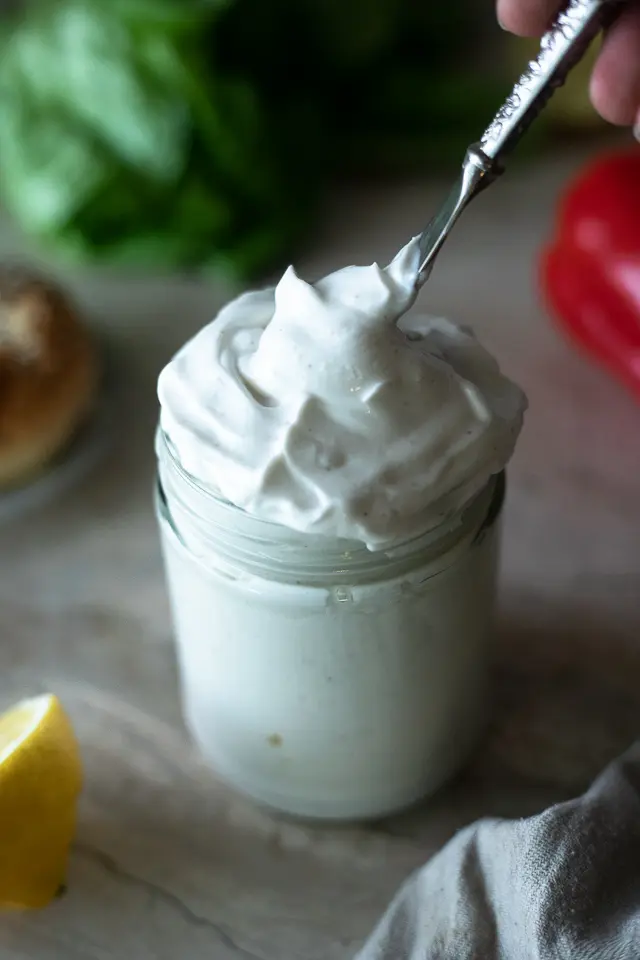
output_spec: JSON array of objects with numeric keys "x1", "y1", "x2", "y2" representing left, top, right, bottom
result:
[{"x1": 156, "y1": 428, "x2": 501, "y2": 585}]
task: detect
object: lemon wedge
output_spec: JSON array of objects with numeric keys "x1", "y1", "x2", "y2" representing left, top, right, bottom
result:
[{"x1": 0, "y1": 693, "x2": 82, "y2": 909}]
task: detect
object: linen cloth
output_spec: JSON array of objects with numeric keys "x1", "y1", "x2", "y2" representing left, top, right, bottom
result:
[{"x1": 356, "y1": 745, "x2": 640, "y2": 960}]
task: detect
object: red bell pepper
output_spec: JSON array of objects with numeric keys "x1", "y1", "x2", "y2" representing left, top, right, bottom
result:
[{"x1": 540, "y1": 147, "x2": 640, "y2": 399}]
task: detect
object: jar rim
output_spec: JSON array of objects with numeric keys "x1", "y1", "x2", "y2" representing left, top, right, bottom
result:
[{"x1": 156, "y1": 427, "x2": 504, "y2": 584}]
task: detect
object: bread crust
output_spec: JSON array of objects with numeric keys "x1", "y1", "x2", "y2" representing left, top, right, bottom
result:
[{"x1": 0, "y1": 266, "x2": 98, "y2": 489}]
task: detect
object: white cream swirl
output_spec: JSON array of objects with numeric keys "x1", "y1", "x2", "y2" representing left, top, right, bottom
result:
[{"x1": 158, "y1": 238, "x2": 526, "y2": 547}]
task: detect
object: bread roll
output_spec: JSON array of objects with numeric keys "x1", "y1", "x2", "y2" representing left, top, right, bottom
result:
[{"x1": 0, "y1": 265, "x2": 98, "y2": 489}]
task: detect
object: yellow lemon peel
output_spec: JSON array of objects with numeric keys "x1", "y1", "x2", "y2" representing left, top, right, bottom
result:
[{"x1": 0, "y1": 694, "x2": 82, "y2": 909}]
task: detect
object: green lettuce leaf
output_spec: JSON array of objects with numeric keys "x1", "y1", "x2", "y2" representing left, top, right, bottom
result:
[
  {"x1": 0, "y1": 0, "x2": 316, "y2": 277},
  {"x1": 0, "y1": 0, "x2": 538, "y2": 278}
]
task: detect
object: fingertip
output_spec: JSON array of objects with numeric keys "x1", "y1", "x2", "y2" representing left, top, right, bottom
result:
[
  {"x1": 589, "y1": 67, "x2": 634, "y2": 126},
  {"x1": 590, "y1": 6, "x2": 640, "y2": 126},
  {"x1": 496, "y1": 0, "x2": 560, "y2": 37}
]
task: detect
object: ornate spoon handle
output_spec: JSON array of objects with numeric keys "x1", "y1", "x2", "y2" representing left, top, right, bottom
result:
[
  {"x1": 413, "y1": 0, "x2": 625, "y2": 288},
  {"x1": 481, "y1": 0, "x2": 624, "y2": 163}
]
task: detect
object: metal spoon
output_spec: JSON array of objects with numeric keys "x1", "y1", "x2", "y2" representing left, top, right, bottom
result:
[{"x1": 410, "y1": 0, "x2": 625, "y2": 289}]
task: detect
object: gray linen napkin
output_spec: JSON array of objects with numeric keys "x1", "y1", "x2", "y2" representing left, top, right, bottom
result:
[{"x1": 356, "y1": 745, "x2": 640, "y2": 960}]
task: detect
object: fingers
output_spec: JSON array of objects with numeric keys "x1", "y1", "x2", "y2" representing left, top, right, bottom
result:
[
  {"x1": 589, "y1": 3, "x2": 640, "y2": 126},
  {"x1": 496, "y1": 0, "x2": 559, "y2": 36}
]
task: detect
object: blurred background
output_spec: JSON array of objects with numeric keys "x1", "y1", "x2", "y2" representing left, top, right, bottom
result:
[{"x1": 0, "y1": 0, "x2": 614, "y2": 282}]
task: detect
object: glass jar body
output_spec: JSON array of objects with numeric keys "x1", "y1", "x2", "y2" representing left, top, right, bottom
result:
[{"x1": 156, "y1": 434, "x2": 503, "y2": 821}]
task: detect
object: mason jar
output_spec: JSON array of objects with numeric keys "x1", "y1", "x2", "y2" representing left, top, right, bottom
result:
[{"x1": 155, "y1": 428, "x2": 504, "y2": 821}]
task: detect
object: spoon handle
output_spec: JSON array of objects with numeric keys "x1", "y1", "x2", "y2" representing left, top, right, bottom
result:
[
  {"x1": 415, "y1": 0, "x2": 625, "y2": 288},
  {"x1": 481, "y1": 0, "x2": 624, "y2": 163}
]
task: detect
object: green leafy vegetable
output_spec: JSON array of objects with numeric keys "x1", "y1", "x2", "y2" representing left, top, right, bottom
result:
[
  {"x1": 0, "y1": 0, "x2": 517, "y2": 279},
  {"x1": 0, "y1": 0, "x2": 320, "y2": 278}
]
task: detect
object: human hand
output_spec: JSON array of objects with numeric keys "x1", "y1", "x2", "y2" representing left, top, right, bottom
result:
[{"x1": 496, "y1": 0, "x2": 640, "y2": 133}]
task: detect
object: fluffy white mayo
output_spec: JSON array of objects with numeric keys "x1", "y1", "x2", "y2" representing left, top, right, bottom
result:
[{"x1": 158, "y1": 238, "x2": 526, "y2": 547}]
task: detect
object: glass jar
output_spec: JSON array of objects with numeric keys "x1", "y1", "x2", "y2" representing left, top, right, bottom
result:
[{"x1": 155, "y1": 429, "x2": 504, "y2": 821}]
